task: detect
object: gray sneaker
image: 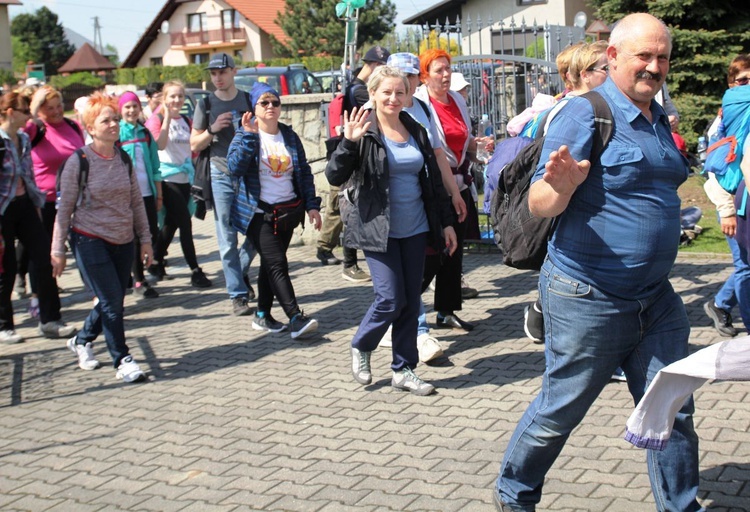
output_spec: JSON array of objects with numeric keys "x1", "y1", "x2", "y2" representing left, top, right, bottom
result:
[
  {"x1": 342, "y1": 265, "x2": 370, "y2": 283},
  {"x1": 703, "y1": 301, "x2": 737, "y2": 337},
  {"x1": 351, "y1": 346, "x2": 372, "y2": 385},
  {"x1": 39, "y1": 321, "x2": 77, "y2": 339},
  {"x1": 232, "y1": 296, "x2": 254, "y2": 316},
  {"x1": 392, "y1": 367, "x2": 435, "y2": 396},
  {"x1": 252, "y1": 313, "x2": 287, "y2": 333},
  {"x1": 290, "y1": 312, "x2": 318, "y2": 339}
]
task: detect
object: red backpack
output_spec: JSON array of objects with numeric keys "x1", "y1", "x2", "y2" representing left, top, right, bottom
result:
[{"x1": 327, "y1": 93, "x2": 345, "y2": 139}]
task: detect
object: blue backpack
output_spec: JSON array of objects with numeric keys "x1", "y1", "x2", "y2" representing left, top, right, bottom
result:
[{"x1": 707, "y1": 86, "x2": 750, "y2": 194}]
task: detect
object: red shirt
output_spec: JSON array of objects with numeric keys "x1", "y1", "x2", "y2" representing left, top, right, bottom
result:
[{"x1": 430, "y1": 96, "x2": 468, "y2": 165}]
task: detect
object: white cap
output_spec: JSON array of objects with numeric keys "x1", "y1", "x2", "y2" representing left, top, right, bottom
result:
[{"x1": 450, "y1": 72, "x2": 470, "y2": 92}]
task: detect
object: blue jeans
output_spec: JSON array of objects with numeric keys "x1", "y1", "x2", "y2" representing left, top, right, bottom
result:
[
  {"x1": 417, "y1": 300, "x2": 429, "y2": 336},
  {"x1": 211, "y1": 167, "x2": 255, "y2": 298},
  {"x1": 353, "y1": 234, "x2": 426, "y2": 371},
  {"x1": 496, "y1": 258, "x2": 702, "y2": 512},
  {"x1": 714, "y1": 213, "x2": 750, "y2": 330},
  {"x1": 71, "y1": 232, "x2": 134, "y2": 368}
]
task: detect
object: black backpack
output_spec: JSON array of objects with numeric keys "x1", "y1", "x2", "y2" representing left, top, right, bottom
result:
[
  {"x1": 56, "y1": 147, "x2": 133, "y2": 211},
  {"x1": 30, "y1": 118, "x2": 84, "y2": 148},
  {"x1": 489, "y1": 90, "x2": 614, "y2": 270}
]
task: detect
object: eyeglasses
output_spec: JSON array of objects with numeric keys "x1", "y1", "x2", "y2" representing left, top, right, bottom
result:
[
  {"x1": 735, "y1": 77, "x2": 750, "y2": 86},
  {"x1": 258, "y1": 100, "x2": 281, "y2": 108},
  {"x1": 588, "y1": 65, "x2": 609, "y2": 73}
]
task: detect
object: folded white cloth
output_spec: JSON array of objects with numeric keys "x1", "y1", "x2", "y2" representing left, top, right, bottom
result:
[{"x1": 625, "y1": 337, "x2": 750, "y2": 450}]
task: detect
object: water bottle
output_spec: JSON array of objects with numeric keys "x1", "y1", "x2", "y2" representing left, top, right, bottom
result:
[
  {"x1": 477, "y1": 114, "x2": 492, "y2": 163},
  {"x1": 697, "y1": 136, "x2": 707, "y2": 163}
]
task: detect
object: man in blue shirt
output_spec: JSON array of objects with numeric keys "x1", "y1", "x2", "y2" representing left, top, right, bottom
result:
[{"x1": 493, "y1": 13, "x2": 703, "y2": 512}]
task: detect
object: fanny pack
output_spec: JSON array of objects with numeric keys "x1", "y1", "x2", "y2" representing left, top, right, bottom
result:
[{"x1": 259, "y1": 199, "x2": 305, "y2": 235}]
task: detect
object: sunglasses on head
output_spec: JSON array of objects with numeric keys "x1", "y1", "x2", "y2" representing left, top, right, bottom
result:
[
  {"x1": 259, "y1": 100, "x2": 281, "y2": 108},
  {"x1": 736, "y1": 77, "x2": 750, "y2": 86}
]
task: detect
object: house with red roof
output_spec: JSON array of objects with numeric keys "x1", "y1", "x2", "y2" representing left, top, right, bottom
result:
[{"x1": 122, "y1": 0, "x2": 288, "y2": 68}]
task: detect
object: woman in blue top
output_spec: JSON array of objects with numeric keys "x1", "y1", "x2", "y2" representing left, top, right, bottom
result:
[
  {"x1": 119, "y1": 91, "x2": 162, "y2": 298},
  {"x1": 326, "y1": 66, "x2": 458, "y2": 396}
]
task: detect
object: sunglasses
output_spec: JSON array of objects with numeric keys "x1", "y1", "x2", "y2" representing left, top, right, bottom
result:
[
  {"x1": 589, "y1": 65, "x2": 609, "y2": 73},
  {"x1": 258, "y1": 100, "x2": 281, "y2": 108},
  {"x1": 736, "y1": 77, "x2": 750, "y2": 86}
]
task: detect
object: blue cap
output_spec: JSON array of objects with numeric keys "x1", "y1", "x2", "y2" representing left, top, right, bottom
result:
[
  {"x1": 387, "y1": 52, "x2": 420, "y2": 75},
  {"x1": 250, "y1": 82, "x2": 281, "y2": 111}
]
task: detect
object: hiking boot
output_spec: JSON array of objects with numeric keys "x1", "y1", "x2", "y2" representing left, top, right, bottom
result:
[
  {"x1": 0, "y1": 329, "x2": 24, "y2": 344},
  {"x1": 39, "y1": 321, "x2": 77, "y2": 339},
  {"x1": 317, "y1": 249, "x2": 342, "y2": 266},
  {"x1": 231, "y1": 296, "x2": 253, "y2": 316},
  {"x1": 290, "y1": 312, "x2": 318, "y2": 339},
  {"x1": 190, "y1": 268, "x2": 212, "y2": 288},
  {"x1": 243, "y1": 275, "x2": 256, "y2": 301},
  {"x1": 461, "y1": 275, "x2": 479, "y2": 299},
  {"x1": 523, "y1": 300, "x2": 544, "y2": 344},
  {"x1": 252, "y1": 312, "x2": 287, "y2": 333},
  {"x1": 147, "y1": 262, "x2": 167, "y2": 281},
  {"x1": 116, "y1": 355, "x2": 146, "y2": 383},
  {"x1": 392, "y1": 367, "x2": 435, "y2": 396},
  {"x1": 342, "y1": 265, "x2": 370, "y2": 283},
  {"x1": 133, "y1": 281, "x2": 158, "y2": 298},
  {"x1": 703, "y1": 301, "x2": 737, "y2": 337},
  {"x1": 351, "y1": 346, "x2": 372, "y2": 385},
  {"x1": 67, "y1": 336, "x2": 100, "y2": 371}
]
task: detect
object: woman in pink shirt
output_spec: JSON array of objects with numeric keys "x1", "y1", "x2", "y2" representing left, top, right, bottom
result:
[{"x1": 15, "y1": 86, "x2": 84, "y2": 314}]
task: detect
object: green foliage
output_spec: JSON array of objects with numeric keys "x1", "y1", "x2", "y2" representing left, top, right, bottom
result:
[
  {"x1": 587, "y1": 0, "x2": 750, "y2": 150},
  {"x1": 49, "y1": 72, "x2": 104, "y2": 89},
  {"x1": 525, "y1": 37, "x2": 546, "y2": 59},
  {"x1": 113, "y1": 64, "x2": 210, "y2": 86},
  {"x1": 104, "y1": 44, "x2": 120, "y2": 67},
  {"x1": 272, "y1": 0, "x2": 397, "y2": 58},
  {"x1": 10, "y1": 7, "x2": 76, "y2": 77},
  {"x1": 0, "y1": 68, "x2": 16, "y2": 88}
]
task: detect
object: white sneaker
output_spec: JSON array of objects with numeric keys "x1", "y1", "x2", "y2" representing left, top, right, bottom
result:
[
  {"x1": 116, "y1": 355, "x2": 146, "y2": 383},
  {"x1": 380, "y1": 325, "x2": 393, "y2": 347},
  {"x1": 67, "y1": 337, "x2": 100, "y2": 371},
  {"x1": 417, "y1": 333, "x2": 444, "y2": 362},
  {"x1": 0, "y1": 329, "x2": 24, "y2": 344}
]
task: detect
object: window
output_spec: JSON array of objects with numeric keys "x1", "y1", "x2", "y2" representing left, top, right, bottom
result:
[
  {"x1": 191, "y1": 53, "x2": 209, "y2": 65},
  {"x1": 150, "y1": 57, "x2": 163, "y2": 66},
  {"x1": 222, "y1": 9, "x2": 241, "y2": 29},
  {"x1": 187, "y1": 13, "x2": 206, "y2": 32}
]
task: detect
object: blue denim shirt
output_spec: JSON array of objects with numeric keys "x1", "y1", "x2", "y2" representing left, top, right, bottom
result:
[
  {"x1": 532, "y1": 78, "x2": 688, "y2": 298},
  {"x1": 0, "y1": 128, "x2": 46, "y2": 215}
]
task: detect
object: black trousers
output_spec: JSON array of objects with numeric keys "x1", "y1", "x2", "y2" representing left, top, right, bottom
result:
[
  {"x1": 246, "y1": 212, "x2": 301, "y2": 319},
  {"x1": 1, "y1": 195, "x2": 61, "y2": 328},
  {"x1": 421, "y1": 187, "x2": 471, "y2": 313},
  {"x1": 154, "y1": 182, "x2": 199, "y2": 269},
  {"x1": 16, "y1": 200, "x2": 56, "y2": 293},
  {"x1": 132, "y1": 196, "x2": 158, "y2": 282}
]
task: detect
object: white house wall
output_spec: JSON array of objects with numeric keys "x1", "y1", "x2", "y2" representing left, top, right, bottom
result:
[
  {"x1": 136, "y1": 0, "x2": 265, "y2": 67},
  {"x1": 0, "y1": 6, "x2": 12, "y2": 71}
]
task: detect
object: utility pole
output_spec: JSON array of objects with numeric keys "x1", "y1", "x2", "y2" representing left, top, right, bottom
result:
[{"x1": 93, "y1": 16, "x2": 103, "y2": 54}]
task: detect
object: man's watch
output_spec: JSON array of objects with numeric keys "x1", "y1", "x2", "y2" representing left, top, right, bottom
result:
[{"x1": 206, "y1": 124, "x2": 215, "y2": 135}]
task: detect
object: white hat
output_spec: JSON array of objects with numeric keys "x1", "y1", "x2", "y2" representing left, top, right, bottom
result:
[{"x1": 450, "y1": 73, "x2": 470, "y2": 92}]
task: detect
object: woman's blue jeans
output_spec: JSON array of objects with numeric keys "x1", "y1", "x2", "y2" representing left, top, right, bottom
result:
[
  {"x1": 71, "y1": 232, "x2": 134, "y2": 368},
  {"x1": 496, "y1": 258, "x2": 702, "y2": 512}
]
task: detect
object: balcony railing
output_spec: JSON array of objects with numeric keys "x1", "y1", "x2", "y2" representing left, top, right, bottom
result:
[{"x1": 170, "y1": 28, "x2": 246, "y2": 46}]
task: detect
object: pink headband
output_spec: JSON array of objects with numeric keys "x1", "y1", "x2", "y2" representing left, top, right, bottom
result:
[{"x1": 118, "y1": 91, "x2": 140, "y2": 110}]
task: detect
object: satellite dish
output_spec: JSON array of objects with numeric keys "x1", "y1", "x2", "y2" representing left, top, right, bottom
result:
[
  {"x1": 574, "y1": 11, "x2": 587, "y2": 29},
  {"x1": 160, "y1": 20, "x2": 170, "y2": 33}
]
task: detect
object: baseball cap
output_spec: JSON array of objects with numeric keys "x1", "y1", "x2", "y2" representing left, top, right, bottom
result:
[
  {"x1": 206, "y1": 53, "x2": 235, "y2": 70},
  {"x1": 363, "y1": 45, "x2": 390, "y2": 65},
  {"x1": 450, "y1": 72, "x2": 471, "y2": 92},
  {"x1": 387, "y1": 53, "x2": 420, "y2": 75}
]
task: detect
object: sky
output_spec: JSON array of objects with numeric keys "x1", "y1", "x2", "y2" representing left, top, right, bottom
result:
[{"x1": 10, "y1": 0, "x2": 440, "y2": 62}]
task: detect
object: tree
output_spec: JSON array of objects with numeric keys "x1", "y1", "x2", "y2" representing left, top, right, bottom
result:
[
  {"x1": 586, "y1": 0, "x2": 750, "y2": 147},
  {"x1": 11, "y1": 6, "x2": 76, "y2": 77},
  {"x1": 104, "y1": 44, "x2": 120, "y2": 67},
  {"x1": 272, "y1": 0, "x2": 397, "y2": 58},
  {"x1": 418, "y1": 30, "x2": 460, "y2": 57}
]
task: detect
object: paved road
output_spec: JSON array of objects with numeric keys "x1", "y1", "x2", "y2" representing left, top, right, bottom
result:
[{"x1": 0, "y1": 219, "x2": 747, "y2": 512}]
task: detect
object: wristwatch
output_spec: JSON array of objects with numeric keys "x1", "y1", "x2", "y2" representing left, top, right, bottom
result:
[{"x1": 206, "y1": 124, "x2": 215, "y2": 135}]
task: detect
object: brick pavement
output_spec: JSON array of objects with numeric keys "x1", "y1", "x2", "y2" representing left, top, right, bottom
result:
[{"x1": 0, "y1": 218, "x2": 748, "y2": 512}]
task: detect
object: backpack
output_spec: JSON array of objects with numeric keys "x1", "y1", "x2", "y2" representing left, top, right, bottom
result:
[
  {"x1": 325, "y1": 82, "x2": 366, "y2": 160},
  {"x1": 30, "y1": 118, "x2": 84, "y2": 148},
  {"x1": 704, "y1": 135, "x2": 743, "y2": 193},
  {"x1": 489, "y1": 91, "x2": 614, "y2": 270},
  {"x1": 56, "y1": 147, "x2": 133, "y2": 212}
]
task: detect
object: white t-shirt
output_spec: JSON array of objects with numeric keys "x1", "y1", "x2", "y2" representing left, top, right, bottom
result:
[
  {"x1": 133, "y1": 143, "x2": 152, "y2": 197},
  {"x1": 160, "y1": 116, "x2": 191, "y2": 184},
  {"x1": 257, "y1": 130, "x2": 296, "y2": 210}
]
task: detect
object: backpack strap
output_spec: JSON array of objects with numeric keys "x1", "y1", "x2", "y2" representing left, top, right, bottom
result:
[
  {"x1": 116, "y1": 146, "x2": 133, "y2": 178},
  {"x1": 30, "y1": 119, "x2": 46, "y2": 147},
  {"x1": 414, "y1": 97, "x2": 431, "y2": 121},
  {"x1": 74, "y1": 148, "x2": 89, "y2": 210},
  {"x1": 581, "y1": 90, "x2": 614, "y2": 162}
]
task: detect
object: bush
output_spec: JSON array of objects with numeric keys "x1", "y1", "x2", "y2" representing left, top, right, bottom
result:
[{"x1": 49, "y1": 72, "x2": 104, "y2": 89}]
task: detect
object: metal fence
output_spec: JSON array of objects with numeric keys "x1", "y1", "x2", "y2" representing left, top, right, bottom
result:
[{"x1": 381, "y1": 16, "x2": 588, "y2": 137}]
